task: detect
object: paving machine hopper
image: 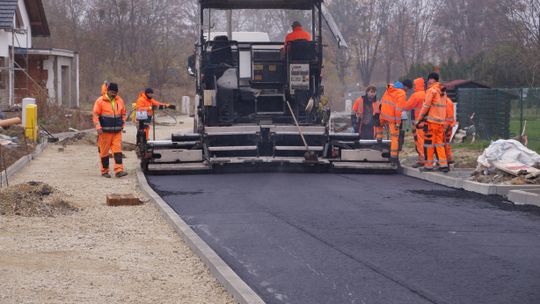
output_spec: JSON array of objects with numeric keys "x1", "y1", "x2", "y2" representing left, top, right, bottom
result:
[{"x1": 141, "y1": 0, "x2": 397, "y2": 174}]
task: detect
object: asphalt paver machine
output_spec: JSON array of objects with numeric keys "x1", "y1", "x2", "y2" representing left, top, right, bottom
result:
[{"x1": 141, "y1": 0, "x2": 397, "y2": 174}]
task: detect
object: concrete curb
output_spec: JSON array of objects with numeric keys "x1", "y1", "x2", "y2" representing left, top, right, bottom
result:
[
  {"x1": 401, "y1": 165, "x2": 540, "y2": 205},
  {"x1": 508, "y1": 190, "x2": 540, "y2": 207},
  {"x1": 136, "y1": 169, "x2": 265, "y2": 304}
]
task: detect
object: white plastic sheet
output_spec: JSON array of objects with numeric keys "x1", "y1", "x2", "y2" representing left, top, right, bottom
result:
[{"x1": 477, "y1": 139, "x2": 540, "y2": 169}]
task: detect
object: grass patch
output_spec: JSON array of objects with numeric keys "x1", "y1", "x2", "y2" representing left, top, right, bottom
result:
[{"x1": 510, "y1": 118, "x2": 540, "y2": 153}]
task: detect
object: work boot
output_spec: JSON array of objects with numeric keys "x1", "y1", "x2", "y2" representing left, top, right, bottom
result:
[
  {"x1": 439, "y1": 166, "x2": 450, "y2": 173},
  {"x1": 115, "y1": 171, "x2": 128, "y2": 178},
  {"x1": 412, "y1": 162, "x2": 423, "y2": 168},
  {"x1": 420, "y1": 167, "x2": 434, "y2": 172},
  {"x1": 448, "y1": 160, "x2": 455, "y2": 165},
  {"x1": 102, "y1": 173, "x2": 112, "y2": 178}
]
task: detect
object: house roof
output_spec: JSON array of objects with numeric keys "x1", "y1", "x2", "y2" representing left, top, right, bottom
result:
[
  {"x1": 0, "y1": 0, "x2": 18, "y2": 30},
  {"x1": 0, "y1": 0, "x2": 49, "y2": 36},
  {"x1": 443, "y1": 80, "x2": 491, "y2": 90},
  {"x1": 199, "y1": 0, "x2": 323, "y2": 10},
  {"x1": 24, "y1": 0, "x2": 49, "y2": 37}
]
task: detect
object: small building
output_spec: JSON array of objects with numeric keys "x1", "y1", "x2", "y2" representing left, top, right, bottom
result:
[
  {"x1": 0, "y1": 0, "x2": 79, "y2": 110},
  {"x1": 443, "y1": 79, "x2": 491, "y2": 103}
]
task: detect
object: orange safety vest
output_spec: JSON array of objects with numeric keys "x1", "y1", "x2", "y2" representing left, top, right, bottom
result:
[
  {"x1": 93, "y1": 94, "x2": 127, "y2": 133},
  {"x1": 135, "y1": 92, "x2": 168, "y2": 117},
  {"x1": 419, "y1": 82, "x2": 447, "y2": 124},
  {"x1": 380, "y1": 85, "x2": 406, "y2": 124},
  {"x1": 352, "y1": 97, "x2": 381, "y2": 115},
  {"x1": 402, "y1": 78, "x2": 425, "y2": 120}
]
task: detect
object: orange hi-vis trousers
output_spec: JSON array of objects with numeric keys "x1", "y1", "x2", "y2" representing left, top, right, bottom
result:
[
  {"x1": 413, "y1": 126, "x2": 425, "y2": 164},
  {"x1": 445, "y1": 127, "x2": 454, "y2": 163},
  {"x1": 98, "y1": 132, "x2": 124, "y2": 174},
  {"x1": 379, "y1": 121, "x2": 400, "y2": 159},
  {"x1": 424, "y1": 123, "x2": 448, "y2": 169}
]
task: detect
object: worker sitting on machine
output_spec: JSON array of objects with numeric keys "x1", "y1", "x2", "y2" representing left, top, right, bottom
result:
[{"x1": 135, "y1": 88, "x2": 176, "y2": 144}]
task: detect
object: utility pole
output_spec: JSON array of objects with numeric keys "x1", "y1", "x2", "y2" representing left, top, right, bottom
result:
[{"x1": 227, "y1": 10, "x2": 233, "y2": 40}]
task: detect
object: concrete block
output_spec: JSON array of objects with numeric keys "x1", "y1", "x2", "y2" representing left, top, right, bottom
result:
[
  {"x1": 401, "y1": 165, "x2": 465, "y2": 189},
  {"x1": 106, "y1": 194, "x2": 143, "y2": 206},
  {"x1": 508, "y1": 190, "x2": 540, "y2": 207}
]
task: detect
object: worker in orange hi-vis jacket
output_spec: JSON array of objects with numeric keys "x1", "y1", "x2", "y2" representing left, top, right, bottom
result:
[
  {"x1": 92, "y1": 82, "x2": 128, "y2": 178},
  {"x1": 416, "y1": 73, "x2": 449, "y2": 173},
  {"x1": 444, "y1": 91, "x2": 456, "y2": 165},
  {"x1": 101, "y1": 80, "x2": 109, "y2": 96},
  {"x1": 352, "y1": 86, "x2": 381, "y2": 139},
  {"x1": 402, "y1": 77, "x2": 426, "y2": 168},
  {"x1": 378, "y1": 79, "x2": 413, "y2": 164},
  {"x1": 135, "y1": 88, "x2": 176, "y2": 141}
]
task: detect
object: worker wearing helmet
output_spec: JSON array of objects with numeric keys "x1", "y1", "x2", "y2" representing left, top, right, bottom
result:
[
  {"x1": 402, "y1": 77, "x2": 427, "y2": 168},
  {"x1": 377, "y1": 79, "x2": 413, "y2": 163},
  {"x1": 93, "y1": 82, "x2": 128, "y2": 178},
  {"x1": 135, "y1": 88, "x2": 176, "y2": 141},
  {"x1": 416, "y1": 73, "x2": 449, "y2": 172}
]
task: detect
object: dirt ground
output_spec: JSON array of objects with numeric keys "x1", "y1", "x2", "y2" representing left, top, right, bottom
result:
[{"x1": 0, "y1": 115, "x2": 233, "y2": 304}]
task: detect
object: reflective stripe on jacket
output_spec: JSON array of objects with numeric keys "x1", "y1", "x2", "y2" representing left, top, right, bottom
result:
[
  {"x1": 380, "y1": 85, "x2": 406, "y2": 124},
  {"x1": 93, "y1": 94, "x2": 126, "y2": 133},
  {"x1": 419, "y1": 82, "x2": 446, "y2": 124}
]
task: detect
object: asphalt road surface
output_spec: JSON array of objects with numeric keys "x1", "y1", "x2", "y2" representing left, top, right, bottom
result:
[{"x1": 148, "y1": 173, "x2": 540, "y2": 304}]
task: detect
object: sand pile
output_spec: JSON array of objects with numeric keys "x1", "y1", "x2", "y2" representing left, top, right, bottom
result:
[{"x1": 0, "y1": 181, "x2": 78, "y2": 217}]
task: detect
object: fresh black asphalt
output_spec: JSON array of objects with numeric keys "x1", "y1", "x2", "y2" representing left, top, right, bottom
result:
[{"x1": 148, "y1": 173, "x2": 540, "y2": 304}]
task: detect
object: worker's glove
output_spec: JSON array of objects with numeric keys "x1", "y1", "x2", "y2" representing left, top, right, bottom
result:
[
  {"x1": 97, "y1": 129, "x2": 103, "y2": 135},
  {"x1": 168, "y1": 104, "x2": 177, "y2": 110},
  {"x1": 158, "y1": 105, "x2": 166, "y2": 110},
  {"x1": 373, "y1": 113, "x2": 380, "y2": 121}
]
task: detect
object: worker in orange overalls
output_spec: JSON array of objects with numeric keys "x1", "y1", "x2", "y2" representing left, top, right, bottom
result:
[
  {"x1": 444, "y1": 89, "x2": 456, "y2": 165},
  {"x1": 402, "y1": 77, "x2": 426, "y2": 168},
  {"x1": 101, "y1": 80, "x2": 109, "y2": 96},
  {"x1": 352, "y1": 86, "x2": 381, "y2": 139},
  {"x1": 93, "y1": 83, "x2": 128, "y2": 178},
  {"x1": 377, "y1": 79, "x2": 413, "y2": 164},
  {"x1": 285, "y1": 21, "x2": 312, "y2": 45},
  {"x1": 416, "y1": 73, "x2": 449, "y2": 172},
  {"x1": 135, "y1": 88, "x2": 176, "y2": 141}
]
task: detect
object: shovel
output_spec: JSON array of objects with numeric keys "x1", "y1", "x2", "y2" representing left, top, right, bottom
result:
[{"x1": 286, "y1": 100, "x2": 318, "y2": 162}]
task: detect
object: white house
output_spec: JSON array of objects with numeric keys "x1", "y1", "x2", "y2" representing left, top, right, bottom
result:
[{"x1": 0, "y1": 0, "x2": 79, "y2": 110}]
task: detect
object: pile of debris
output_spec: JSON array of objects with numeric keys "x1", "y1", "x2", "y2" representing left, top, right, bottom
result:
[
  {"x1": 0, "y1": 181, "x2": 78, "y2": 217},
  {"x1": 472, "y1": 140, "x2": 540, "y2": 185}
]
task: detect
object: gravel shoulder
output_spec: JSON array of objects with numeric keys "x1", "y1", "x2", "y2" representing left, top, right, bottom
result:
[{"x1": 0, "y1": 115, "x2": 233, "y2": 304}]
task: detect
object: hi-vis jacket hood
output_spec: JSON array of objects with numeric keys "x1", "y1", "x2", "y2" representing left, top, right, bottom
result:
[{"x1": 413, "y1": 78, "x2": 425, "y2": 93}]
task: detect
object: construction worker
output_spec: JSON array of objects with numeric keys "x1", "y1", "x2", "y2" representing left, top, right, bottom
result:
[
  {"x1": 101, "y1": 80, "x2": 109, "y2": 96},
  {"x1": 285, "y1": 21, "x2": 312, "y2": 45},
  {"x1": 93, "y1": 82, "x2": 128, "y2": 178},
  {"x1": 416, "y1": 73, "x2": 449, "y2": 172},
  {"x1": 402, "y1": 77, "x2": 426, "y2": 168},
  {"x1": 378, "y1": 79, "x2": 413, "y2": 163},
  {"x1": 352, "y1": 86, "x2": 380, "y2": 139},
  {"x1": 135, "y1": 88, "x2": 176, "y2": 141},
  {"x1": 444, "y1": 88, "x2": 456, "y2": 165}
]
